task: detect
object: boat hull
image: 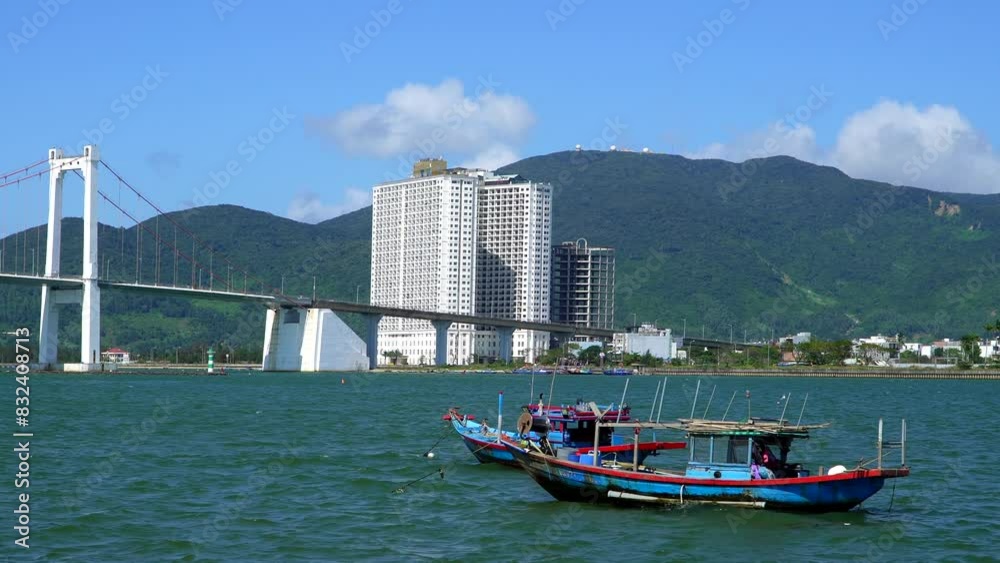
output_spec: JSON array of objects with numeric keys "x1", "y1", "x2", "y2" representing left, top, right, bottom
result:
[
  {"x1": 507, "y1": 446, "x2": 908, "y2": 512},
  {"x1": 451, "y1": 418, "x2": 520, "y2": 467},
  {"x1": 459, "y1": 432, "x2": 520, "y2": 467}
]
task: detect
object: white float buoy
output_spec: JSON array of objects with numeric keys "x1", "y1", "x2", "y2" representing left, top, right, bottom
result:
[{"x1": 426, "y1": 452, "x2": 435, "y2": 458}]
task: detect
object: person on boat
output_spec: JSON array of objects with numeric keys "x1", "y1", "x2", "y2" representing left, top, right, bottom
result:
[
  {"x1": 480, "y1": 418, "x2": 489, "y2": 436},
  {"x1": 751, "y1": 441, "x2": 778, "y2": 479},
  {"x1": 762, "y1": 446, "x2": 783, "y2": 477}
]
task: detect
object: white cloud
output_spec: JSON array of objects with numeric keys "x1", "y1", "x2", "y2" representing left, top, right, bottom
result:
[
  {"x1": 686, "y1": 100, "x2": 1000, "y2": 194},
  {"x1": 684, "y1": 121, "x2": 820, "y2": 164},
  {"x1": 830, "y1": 101, "x2": 999, "y2": 194},
  {"x1": 305, "y1": 78, "x2": 535, "y2": 167},
  {"x1": 459, "y1": 144, "x2": 520, "y2": 171},
  {"x1": 287, "y1": 188, "x2": 371, "y2": 223}
]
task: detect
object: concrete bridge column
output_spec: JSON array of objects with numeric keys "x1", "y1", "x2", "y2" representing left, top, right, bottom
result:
[
  {"x1": 363, "y1": 313, "x2": 382, "y2": 369},
  {"x1": 79, "y1": 145, "x2": 100, "y2": 368},
  {"x1": 432, "y1": 320, "x2": 451, "y2": 366},
  {"x1": 496, "y1": 327, "x2": 514, "y2": 364},
  {"x1": 38, "y1": 147, "x2": 65, "y2": 367}
]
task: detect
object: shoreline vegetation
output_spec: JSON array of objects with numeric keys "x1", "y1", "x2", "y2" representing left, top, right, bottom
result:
[{"x1": 7, "y1": 363, "x2": 999, "y2": 379}]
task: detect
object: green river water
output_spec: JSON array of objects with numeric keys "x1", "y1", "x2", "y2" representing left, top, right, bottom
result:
[{"x1": 9, "y1": 372, "x2": 999, "y2": 562}]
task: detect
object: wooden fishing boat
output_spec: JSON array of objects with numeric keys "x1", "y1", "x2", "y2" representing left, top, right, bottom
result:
[
  {"x1": 448, "y1": 395, "x2": 684, "y2": 468},
  {"x1": 505, "y1": 404, "x2": 909, "y2": 512}
]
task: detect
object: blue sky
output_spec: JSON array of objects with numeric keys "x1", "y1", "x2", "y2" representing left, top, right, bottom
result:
[{"x1": 1, "y1": 0, "x2": 998, "y2": 230}]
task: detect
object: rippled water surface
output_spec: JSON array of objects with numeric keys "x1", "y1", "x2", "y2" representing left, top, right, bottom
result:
[{"x1": 19, "y1": 373, "x2": 1000, "y2": 561}]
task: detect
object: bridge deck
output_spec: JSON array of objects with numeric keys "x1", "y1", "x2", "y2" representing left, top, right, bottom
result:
[{"x1": 1, "y1": 273, "x2": 760, "y2": 346}]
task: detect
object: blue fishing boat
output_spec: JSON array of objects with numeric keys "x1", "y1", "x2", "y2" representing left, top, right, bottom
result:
[
  {"x1": 603, "y1": 367, "x2": 634, "y2": 376},
  {"x1": 448, "y1": 396, "x2": 683, "y2": 468},
  {"x1": 505, "y1": 411, "x2": 909, "y2": 512}
]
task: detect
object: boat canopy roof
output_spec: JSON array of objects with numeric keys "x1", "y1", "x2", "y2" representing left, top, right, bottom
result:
[{"x1": 668, "y1": 417, "x2": 829, "y2": 439}]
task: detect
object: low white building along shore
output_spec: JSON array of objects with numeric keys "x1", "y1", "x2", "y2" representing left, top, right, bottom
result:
[
  {"x1": 100, "y1": 347, "x2": 131, "y2": 364},
  {"x1": 613, "y1": 323, "x2": 676, "y2": 360},
  {"x1": 851, "y1": 334, "x2": 901, "y2": 366}
]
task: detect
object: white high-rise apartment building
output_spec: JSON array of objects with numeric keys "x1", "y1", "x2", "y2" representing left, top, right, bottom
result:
[
  {"x1": 475, "y1": 174, "x2": 552, "y2": 363},
  {"x1": 370, "y1": 160, "x2": 552, "y2": 365},
  {"x1": 371, "y1": 159, "x2": 478, "y2": 365}
]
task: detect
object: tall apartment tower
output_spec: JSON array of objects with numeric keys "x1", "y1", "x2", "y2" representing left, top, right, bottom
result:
[
  {"x1": 370, "y1": 160, "x2": 553, "y2": 365},
  {"x1": 370, "y1": 159, "x2": 478, "y2": 365},
  {"x1": 475, "y1": 174, "x2": 552, "y2": 363},
  {"x1": 550, "y1": 239, "x2": 615, "y2": 330}
]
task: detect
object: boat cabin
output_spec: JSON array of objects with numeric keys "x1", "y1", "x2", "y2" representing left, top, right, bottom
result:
[
  {"x1": 525, "y1": 402, "x2": 630, "y2": 451},
  {"x1": 681, "y1": 418, "x2": 823, "y2": 480}
]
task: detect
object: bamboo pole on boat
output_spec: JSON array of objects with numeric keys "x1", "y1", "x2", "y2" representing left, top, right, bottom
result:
[
  {"x1": 589, "y1": 402, "x2": 605, "y2": 467},
  {"x1": 901, "y1": 419, "x2": 906, "y2": 466},
  {"x1": 529, "y1": 374, "x2": 535, "y2": 405},
  {"x1": 779, "y1": 392, "x2": 791, "y2": 425},
  {"x1": 877, "y1": 418, "x2": 883, "y2": 469},
  {"x1": 497, "y1": 392, "x2": 504, "y2": 444},
  {"x1": 547, "y1": 374, "x2": 556, "y2": 411},
  {"x1": 655, "y1": 377, "x2": 667, "y2": 423},
  {"x1": 648, "y1": 380, "x2": 662, "y2": 421},
  {"x1": 701, "y1": 385, "x2": 717, "y2": 419},
  {"x1": 721, "y1": 390, "x2": 737, "y2": 421},
  {"x1": 616, "y1": 378, "x2": 631, "y2": 423},
  {"x1": 689, "y1": 380, "x2": 701, "y2": 419},
  {"x1": 633, "y1": 428, "x2": 640, "y2": 471},
  {"x1": 795, "y1": 393, "x2": 809, "y2": 427}
]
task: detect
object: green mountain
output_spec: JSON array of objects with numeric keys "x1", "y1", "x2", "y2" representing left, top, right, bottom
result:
[{"x1": 2, "y1": 151, "x2": 998, "y2": 361}]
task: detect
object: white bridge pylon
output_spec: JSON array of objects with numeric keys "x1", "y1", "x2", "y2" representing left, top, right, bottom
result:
[{"x1": 38, "y1": 145, "x2": 101, "y2": 369}]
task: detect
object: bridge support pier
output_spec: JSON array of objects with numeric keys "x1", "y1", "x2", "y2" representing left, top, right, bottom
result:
[
  {"x1": 496, "y1": 327, "x2": 514, "y2": 364},
  {"x1": 38, "y1": 288, "x2": 58, "y2": 366},
  {"x1": 262, "y1": 308, "x2": 370, "y2": 372},
  {"x1": 363, "y1": 313, "x2": 382, "y2": 369},
  {"x1": 38, "y1": 146, "x2": 101, "y2": 370},
  {"x1": 432, "y1": 320, "x2": 451, "y2": 367}
]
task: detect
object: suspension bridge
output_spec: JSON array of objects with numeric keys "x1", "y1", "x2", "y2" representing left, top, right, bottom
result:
[{"x1": 0, "y1": 146, "x2": 626, "y2": 371}]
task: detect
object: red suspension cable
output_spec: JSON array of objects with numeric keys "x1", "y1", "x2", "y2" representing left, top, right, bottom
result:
[{"x1": 0, "y1": 158, "x2": 47, "y2": 181}]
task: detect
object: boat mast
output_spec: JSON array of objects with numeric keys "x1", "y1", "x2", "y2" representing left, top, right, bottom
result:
[
  {"x1": 655, "y1": 377, "x2": 667, "y2": 422},
  {"x1": 701, "y1": 385, "x2": 717, "y2": 419},
  {"x1": 795, "y1": 393, "x2": 809, "y2": 427},
  {"x1": 648, "y1": 380, "x2": 662, "y2": 421},
  {"x1": 616, "y1": 378, "x2": 630, "y2": 423},
  {"x1": 779, "y1": 392, "x2": 791, "y2": 425},
  {"x1": 497, "y1": 392, "x2": 504, "y2": 444},
  {"x1": 721, "y1": 390, "x2": 737, "y2": 421},
  {"x1": 689, "y1": 379, "x2": 701, "y2": 419}
]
